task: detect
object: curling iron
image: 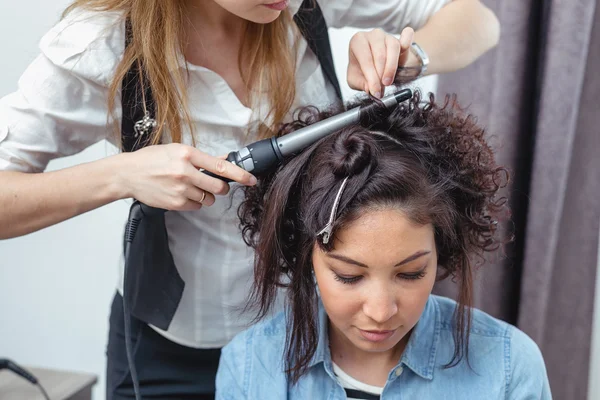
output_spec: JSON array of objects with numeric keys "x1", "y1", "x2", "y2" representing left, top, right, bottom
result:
[
  {"x1": 133, "y1": 88, "x2": 412, "y2": 218},
  {"x1": 204, "y1": 88, "x2": 413, "y2": 182}
]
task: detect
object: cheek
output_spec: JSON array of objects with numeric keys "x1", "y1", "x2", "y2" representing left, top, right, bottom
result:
[
  {"x1": 314, "y1": 268, "x2": 362, "y2": 324},
  {"x1": 400, "y1": 268, "x2": 437, "y2": 320}
]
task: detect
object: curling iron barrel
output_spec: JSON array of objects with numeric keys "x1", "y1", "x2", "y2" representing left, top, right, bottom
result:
[{"x1": 205, "y1": 88, "x2": 412, "y2": 182}]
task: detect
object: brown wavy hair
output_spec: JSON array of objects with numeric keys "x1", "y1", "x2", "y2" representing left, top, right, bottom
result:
[
  {"x1": 238, "y1": 89, "x2": 511, "y2": 383},
  {"x1": 63, "y1": 0, "x2": 299, "y2": 145}
]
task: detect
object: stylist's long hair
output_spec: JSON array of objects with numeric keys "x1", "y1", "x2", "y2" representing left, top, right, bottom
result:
[
  {"x1": 63, "y1": 0, "x2": 299, "y2": 146},
  {"x1": 239, "y1": 90, "x2": 512, "y2": 383}
]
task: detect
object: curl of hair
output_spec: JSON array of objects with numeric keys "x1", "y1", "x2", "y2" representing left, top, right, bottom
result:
[{"x1": 238, "y1": 89, "x2": 511, "y2": 383}]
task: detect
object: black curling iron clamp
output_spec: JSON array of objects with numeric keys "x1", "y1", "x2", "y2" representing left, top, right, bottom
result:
[{"x1": 204, "y1": 88, "x2": 412, "y2": 183}]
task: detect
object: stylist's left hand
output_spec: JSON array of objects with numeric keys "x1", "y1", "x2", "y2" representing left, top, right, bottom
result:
[{"x1": 347, "y1": 27, "x2": 414, "y2": 98}]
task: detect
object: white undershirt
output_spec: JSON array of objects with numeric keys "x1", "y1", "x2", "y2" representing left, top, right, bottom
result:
[
  {"x1": 0, "y1": 0, "x2": 450, "y2": 348},
  {"x1": 333, "y1": 362, "x2": 383, "y2": 399}
]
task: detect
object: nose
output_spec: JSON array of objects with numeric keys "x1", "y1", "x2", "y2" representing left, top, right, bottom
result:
[{"x1": 362, "y1": 287, "x2": 398, "y2": 325}]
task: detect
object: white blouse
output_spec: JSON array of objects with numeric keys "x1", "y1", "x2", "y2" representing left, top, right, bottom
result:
[{"x1": 0, "y1": 0, "x2": 449, "y2": 348}]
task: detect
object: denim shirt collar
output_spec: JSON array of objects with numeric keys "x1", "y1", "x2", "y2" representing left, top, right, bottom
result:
[{"x1": 309, "y1": 295, "x2": 441, "y2": 381}]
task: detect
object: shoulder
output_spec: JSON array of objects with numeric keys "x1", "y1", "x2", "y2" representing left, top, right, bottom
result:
[
  {"x1": 431, "y1": 296, "x2": 550, "y2": 398},
  {"x1": 507, "y1": 325, "x2": 545, "y2": 364},
  {"x1": 217, "y1": 311, "x2": 288, "y2": 397},
  {"x1": 220, "y1": 309, "x2": 288, "y2": 369},
  {"x1": 39, "y1": 8, "x2": 125, "y2": 85},
  {"x1": 433, "y1": 295, "x2": 511, "y2": 337},
  {"x1": 506, "y1": 325, "x2": 551, "y2": 397},
  {"x1": 225, "y1": 309, "x2": 288, "y2": 348}
]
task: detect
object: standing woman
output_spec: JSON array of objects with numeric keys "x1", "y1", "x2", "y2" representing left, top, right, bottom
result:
[{"x1": 0, "y1": 0, "x2": 500, "y2": 399}]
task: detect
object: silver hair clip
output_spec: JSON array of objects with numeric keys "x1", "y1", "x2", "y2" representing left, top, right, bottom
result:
[{"x1": 317, "y1": 177, "x2": 349, "y2": 244}]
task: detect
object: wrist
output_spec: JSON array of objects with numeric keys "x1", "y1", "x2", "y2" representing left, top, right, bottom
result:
[
  {"x1": 403, "y1": 49, "x2": 421, "y2": 69},
  {"x1": 397, "y1": 42, "x2": 429, "y2": 79},
  {"x1": 105, "y1": 152, "x2": 134, "y2": 201}
]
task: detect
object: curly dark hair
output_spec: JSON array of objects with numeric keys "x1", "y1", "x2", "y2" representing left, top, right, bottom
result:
[{"x1": 238, "y1": 89, "x2": 510, "y2": 384}]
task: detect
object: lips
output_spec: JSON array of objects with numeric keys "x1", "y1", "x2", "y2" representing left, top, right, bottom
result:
[
  {"x1": 358, "y1": 329, "x2": 396, "y2": 343},
  {"x1": 263, "y1": 0, "x2": 289, "y2": 11}
]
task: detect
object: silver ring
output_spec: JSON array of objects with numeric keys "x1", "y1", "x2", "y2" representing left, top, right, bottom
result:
[{"x1": 199, "y1": 190, "x2": 207, "y2": 204}]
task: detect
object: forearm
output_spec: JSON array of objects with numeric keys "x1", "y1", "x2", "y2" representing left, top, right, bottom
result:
[
  {"x1": 0, "y1": 154, "x2": 129, "y2": 239},
  {"x1": 411, "y1": 0, "x2": 500, "y2": 75}
]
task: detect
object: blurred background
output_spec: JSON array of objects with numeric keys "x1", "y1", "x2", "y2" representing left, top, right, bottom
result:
[{"x1": 0, "y1": 1, "x2": 598, "y2": 399}]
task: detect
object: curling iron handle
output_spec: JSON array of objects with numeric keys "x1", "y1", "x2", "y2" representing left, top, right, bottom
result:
[{"x1": 200, "y1": 137, "x2": 281, "y2": 183}]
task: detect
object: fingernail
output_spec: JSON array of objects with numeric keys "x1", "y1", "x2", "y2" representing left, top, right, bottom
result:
[
  {"x1": 383, "y1": 77, "x2": 392, "y2": 85},
  {"x1": 373, "y1": 91, "x2": 381, "y2": 98},
  {"x1": 249, "y1": 175, "x2": 257, "y2": 185}
]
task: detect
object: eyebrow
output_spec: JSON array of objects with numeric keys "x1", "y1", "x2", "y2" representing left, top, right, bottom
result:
[{"x1": 326, "y1": 251, "x2": 431, "y2": 269}]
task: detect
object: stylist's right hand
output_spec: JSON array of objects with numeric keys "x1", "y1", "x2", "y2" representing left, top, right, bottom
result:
[{"x1": 119, "y1": 143, "x2": 257, "y2": 211}]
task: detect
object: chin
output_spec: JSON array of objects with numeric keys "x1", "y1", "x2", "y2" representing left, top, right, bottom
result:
[
  {"x1": 242, "y1": 7, "x2": 283, "y2": 24},
  {"x1": 251, "y1": 12, "x2": 282, "y2": 24},
  {"x1": 360, "y1": 342, "x2": 398, "y2": 353},
  {"x1": 352, "y1": 336, "x2": 400, "y2": 353}
]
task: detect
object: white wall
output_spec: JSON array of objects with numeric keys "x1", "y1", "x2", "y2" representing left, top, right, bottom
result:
[
  {"x1": 0, "y1": 3, "x2": 126, "y2": 400},
  {"x1": 0, "y1": 4, "x2": 438, "y2": 399}
]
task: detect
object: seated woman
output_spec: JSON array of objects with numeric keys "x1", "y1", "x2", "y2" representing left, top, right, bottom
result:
[{"x1": 216, "y1": 91, "x2": 552, "y2": 399}]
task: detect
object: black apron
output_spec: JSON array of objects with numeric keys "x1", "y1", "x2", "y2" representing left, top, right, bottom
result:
[{"x1": 121, "y1": 0, "x2": 343, "y2": 331}]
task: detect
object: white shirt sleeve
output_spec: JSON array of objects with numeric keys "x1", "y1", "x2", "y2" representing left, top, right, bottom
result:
[
  {"x1": 320, "y1": 0, "x2": 452, "y2": 33},
  {"x1": 0, "y1": 9, "x2": 124, "y2": 173}
]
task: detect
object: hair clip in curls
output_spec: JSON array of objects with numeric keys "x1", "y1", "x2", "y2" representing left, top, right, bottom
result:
[{"x1": 317, "y1": 177, "x2": 349, "y2": 244}]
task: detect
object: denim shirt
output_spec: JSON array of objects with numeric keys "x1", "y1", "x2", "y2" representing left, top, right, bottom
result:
[{"x1": 216, "y1": 295, "x2": 552, "y2": 399}]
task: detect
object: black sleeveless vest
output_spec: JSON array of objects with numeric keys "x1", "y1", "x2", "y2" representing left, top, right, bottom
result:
[{"x1": 121, "y1": 0, "x2": 342, "y2": 330}]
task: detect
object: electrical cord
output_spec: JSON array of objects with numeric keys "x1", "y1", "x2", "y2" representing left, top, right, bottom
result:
[
  {"x1": 36, "y1": 381, "x2": 51, "y2": 400},
  {"x1": 123, "y1": 202, "x2": 145, "y2": 400},
  {"x1": 123, "y1": 201, "x2": 165, "y2": 400},
  {"x1": 123, "y1": 241, "x2": 141, "y2": 400},
  {"x1": 0, "y1": 358, "x2": 51, "y2": 400}
]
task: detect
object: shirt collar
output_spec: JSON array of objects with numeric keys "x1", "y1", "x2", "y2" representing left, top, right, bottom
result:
[
  {"x1": 309, "y1": 299, "x2": 333, "y2": 368},
  {"x1": 309, "y1": 295, "x2": 441, "y2": 381},
  {"x1": 400, "y1": 295, "x2": 440, "y2": 380}
]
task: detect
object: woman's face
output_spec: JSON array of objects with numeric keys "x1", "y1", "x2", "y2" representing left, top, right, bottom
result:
[
  {"x1": 211, "y1": 0, "x2": 289, "y2": 24},
  {"x1": 312, "y1": 208, "x2": 437, "y2": 355}
]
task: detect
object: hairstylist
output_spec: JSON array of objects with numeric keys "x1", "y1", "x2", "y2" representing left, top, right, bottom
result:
[{"x1": 0, "y1": 0, "x2": 499, "y2": 399}]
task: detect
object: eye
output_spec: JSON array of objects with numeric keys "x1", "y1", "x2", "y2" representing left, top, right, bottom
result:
[
  {"x1": 397, "y1": 269, "x2": 426, "y2": 281},
  {"x1": 333, "y1": 273, "x2": 363, "y2": 285}
]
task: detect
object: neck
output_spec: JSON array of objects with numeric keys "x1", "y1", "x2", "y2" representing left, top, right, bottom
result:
[{"x1": 184, "y1": 0, "x2": 245, "y2": 36}]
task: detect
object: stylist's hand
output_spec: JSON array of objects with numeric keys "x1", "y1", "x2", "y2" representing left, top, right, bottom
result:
[
  {"x1": 347, "y1": 27, "x2": 414, "y2": 98},
  {"x1": 119, "y1": 143, "x2": 257, "y2": 211}
]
